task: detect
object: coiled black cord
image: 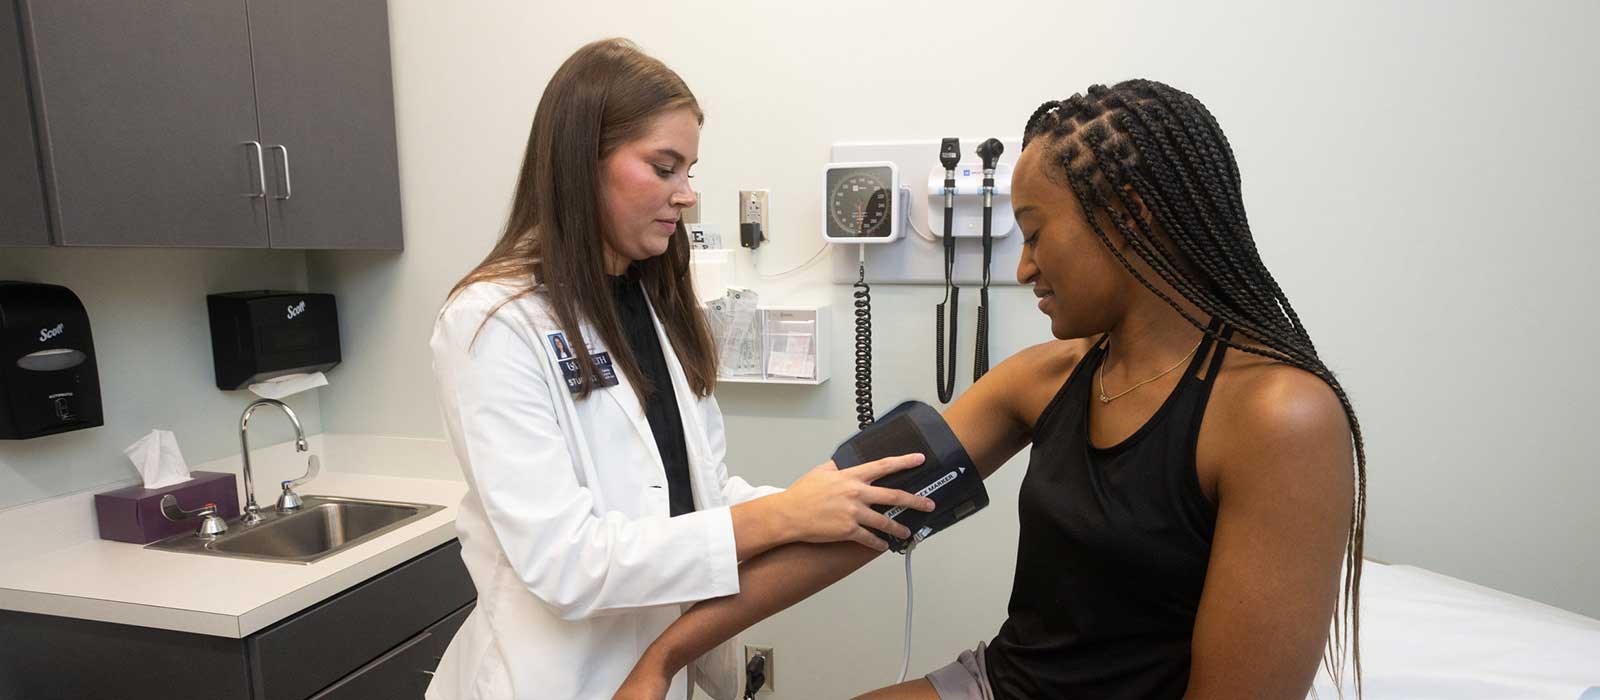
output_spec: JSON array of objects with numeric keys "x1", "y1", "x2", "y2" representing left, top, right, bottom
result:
[
  {"x1": 975, "y1": 295, "x2": 989, "y2": 380},
  {"x1": 936, "y1": 289, "x2": 959, "y2": 403},
  {"x1": 853, "y1": 260, "x2": 875, "y2": 430}
]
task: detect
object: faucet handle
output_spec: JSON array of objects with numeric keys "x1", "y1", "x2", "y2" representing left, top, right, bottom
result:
[
  {"x1": 277, "y1": 454, "x2": 320, "y2": 512},
  {"x1": 159, "y1": 495, "x2": 228, "y2": 538}
]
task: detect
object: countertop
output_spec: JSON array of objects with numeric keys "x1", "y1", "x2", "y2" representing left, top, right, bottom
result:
[{"x1": 0, "y1": 471, "x2": 467, "y2": 638}]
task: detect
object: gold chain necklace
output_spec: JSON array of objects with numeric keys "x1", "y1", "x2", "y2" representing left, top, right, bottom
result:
[{"x1": 1097, "y1": 337, "x2": 1205, "y2": 404}]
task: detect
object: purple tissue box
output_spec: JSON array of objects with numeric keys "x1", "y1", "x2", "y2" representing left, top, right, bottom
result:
[{"x1": 94, "y1": 471, "x2": 240, "y2": 544}]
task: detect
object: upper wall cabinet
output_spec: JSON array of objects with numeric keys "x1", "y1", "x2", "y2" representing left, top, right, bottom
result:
[
  {"x1": 0, "y1": 0, "x2": 49, "y2": 246},
  {"x1": 12, "y1": 0, "x2": 402, "y2": 249},
  {"x1": 247, "y1": 0, "x2": 402, "y2": 250}
]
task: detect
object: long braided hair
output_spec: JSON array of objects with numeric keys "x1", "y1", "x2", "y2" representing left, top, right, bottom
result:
[{"x1": 1023, "y1": 80, "x2": 1366, "y2": 694}]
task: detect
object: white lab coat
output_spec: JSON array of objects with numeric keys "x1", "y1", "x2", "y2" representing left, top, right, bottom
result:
[{"x1": 425, "y1": 279, "x2": 780, "y2": 700}]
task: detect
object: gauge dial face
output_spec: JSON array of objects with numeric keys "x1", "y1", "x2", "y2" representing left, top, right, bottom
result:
[{"x1": 827, "y1": 168, "x2": 893, "y2": 238}]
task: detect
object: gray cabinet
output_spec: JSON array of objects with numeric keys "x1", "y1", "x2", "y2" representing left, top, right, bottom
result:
[
  {"x1": 0, "y1": 540, "x2": 474, "y2": 700},
  {"x1": 251, "y1": 0, "x2": 403, "y2": 250},
  {"x1": 10, "y1": 0, "x2": 402, "y2": 249},
  {"x1": 309, "y1": 603, "x2": 471, "y2": 700},
  {"x1": 0, "y1": 0, "x2": 49, "y2": 246},
  {"x1": 246, "y1": 539, "x2": 474, "y2": 700},
  {"x1": 21, "y1": 0, "x2": 268, "y2": 247}
]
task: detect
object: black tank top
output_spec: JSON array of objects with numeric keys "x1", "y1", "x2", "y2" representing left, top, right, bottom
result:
[{"x1": 986, "y1": 323, "x2": 1233, "y2": 699}]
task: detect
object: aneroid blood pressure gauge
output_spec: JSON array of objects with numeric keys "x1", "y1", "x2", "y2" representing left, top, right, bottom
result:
[{"x1": 822, "y1": 161, "x2": 902, "y2": 243}]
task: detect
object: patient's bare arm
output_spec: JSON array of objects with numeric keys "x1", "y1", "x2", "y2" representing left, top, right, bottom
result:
[{"x1": 616, "y1": 540, "x2": 881, "y2": 695}]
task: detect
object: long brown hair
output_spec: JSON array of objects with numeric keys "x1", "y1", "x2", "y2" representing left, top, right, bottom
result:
[{"x1": 451, "y1": 38, "x2": 716, "y2": 401}]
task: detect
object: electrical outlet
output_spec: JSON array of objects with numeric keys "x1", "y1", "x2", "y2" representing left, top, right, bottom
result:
[
  {"x1": 744, "y1": 645, "x2": 775, "y2": 694},
  {"x1": 738, "y1": 189, "x2": 768, "y2": 228},
  {"x1": 738, "y1": 189, "x2": 769, "y2": 249}
]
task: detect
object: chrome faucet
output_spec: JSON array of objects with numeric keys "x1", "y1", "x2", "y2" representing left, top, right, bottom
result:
[
  {"x1": 276, "y1": 454, "x2": 320, "y2": 513},
  {"x1": 160, "y1": 495, "x2": 228, "y2": 538},
  {"x1": 238, "y1": 398, "x2": 308, "y2": 526}
]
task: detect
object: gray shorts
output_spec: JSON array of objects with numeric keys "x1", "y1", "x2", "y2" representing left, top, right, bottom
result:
[{"x1": 924, "y1": 642, "x2": 995, "y2": 700}]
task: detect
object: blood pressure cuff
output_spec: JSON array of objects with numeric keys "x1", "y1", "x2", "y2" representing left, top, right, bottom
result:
[{"x1": 831, "y1": 400, "x2": 989, "y2": 553}]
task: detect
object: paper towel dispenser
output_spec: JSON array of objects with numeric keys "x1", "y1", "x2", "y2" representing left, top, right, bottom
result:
[
  {"x1": 0, "y1": 282, "x2": 105, "y2": 439},
  {"x1": 207, "y1": 290, "x2": 341, "y2": 390}
]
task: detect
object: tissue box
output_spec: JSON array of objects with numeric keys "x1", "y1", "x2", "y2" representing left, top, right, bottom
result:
[{"x1": 94, "y1": 471, "x2": 240, "y2": 544}]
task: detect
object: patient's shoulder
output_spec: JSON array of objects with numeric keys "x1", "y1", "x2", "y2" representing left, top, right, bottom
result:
[
  {"x1": 1206, "y1": 355, "x2": 1354, "y2": 501},
  {"x1": 1002, "y1": 336, "x2": 1097, "y2": 381},
  {"x1": 980, "y1": 337, "x2": 1098, "y2": 423}
]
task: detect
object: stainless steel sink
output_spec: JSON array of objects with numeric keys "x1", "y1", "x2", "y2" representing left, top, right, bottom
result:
[{"x1": 145, "y1": 495, "x2": 445, "y2": 564}]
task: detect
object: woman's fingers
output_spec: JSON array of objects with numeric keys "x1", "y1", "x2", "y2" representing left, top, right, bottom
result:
[
  {"x1": 850, "y1": 527, "x2": 890, "y2": 552},
  {"x1": 787, "y1": 453, "x2": 940, "y2": 548},
  {"x1": 861, "y1": 509, "x2": 912, "y2": 540},
  {"x1": 861, "y1": 485, "x2": 936, "y2": 512},
  {"x1": 851, "y1": 453, "x2": 925, "y2": 481}
]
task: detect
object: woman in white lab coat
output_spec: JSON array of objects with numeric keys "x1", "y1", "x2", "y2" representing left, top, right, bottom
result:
[{"x1": 425, "y1": 39, "x2": 935, "y2": 700}]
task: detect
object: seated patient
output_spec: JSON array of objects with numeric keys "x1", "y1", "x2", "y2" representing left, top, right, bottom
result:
[{"x1": 615, "y1": 80, "x2": 1366, "y2": 700}]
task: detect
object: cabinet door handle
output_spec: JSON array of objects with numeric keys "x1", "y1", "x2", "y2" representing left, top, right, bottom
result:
[
  {"x1": 268, "y1": 144, "x2": 292, "y2": 200},
  {"x1": 242, "y1": 141, "x2": 266, "y2": 198}
]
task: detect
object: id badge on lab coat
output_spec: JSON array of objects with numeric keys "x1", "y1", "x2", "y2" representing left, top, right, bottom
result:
[{"x1": 547, "y1": 331, "x2": 619, "y2": 393}]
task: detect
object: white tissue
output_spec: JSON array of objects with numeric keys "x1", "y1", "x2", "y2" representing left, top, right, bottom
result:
[
  {"x1": 690, "y1": 249, "x2": 732, "y2": 304},
  {"x1": 248, "y1": 371, "x2": 328, "y2": 400},
  {"x1": 124, "y1": 429, "x2": 191, "y2": 490}
]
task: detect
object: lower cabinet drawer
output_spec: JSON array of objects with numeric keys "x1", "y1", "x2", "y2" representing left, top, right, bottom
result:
[
  {"x1": 249, "y1": 540, "x2": 476, "y2": 700},
  {"x1": 310, "y1": 601, "x2": 474, "y2": 700}
]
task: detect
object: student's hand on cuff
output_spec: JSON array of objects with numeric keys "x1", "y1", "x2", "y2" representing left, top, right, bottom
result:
[{"x1": 778, "y1": 453, "x2": 937, "y2": 552}]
